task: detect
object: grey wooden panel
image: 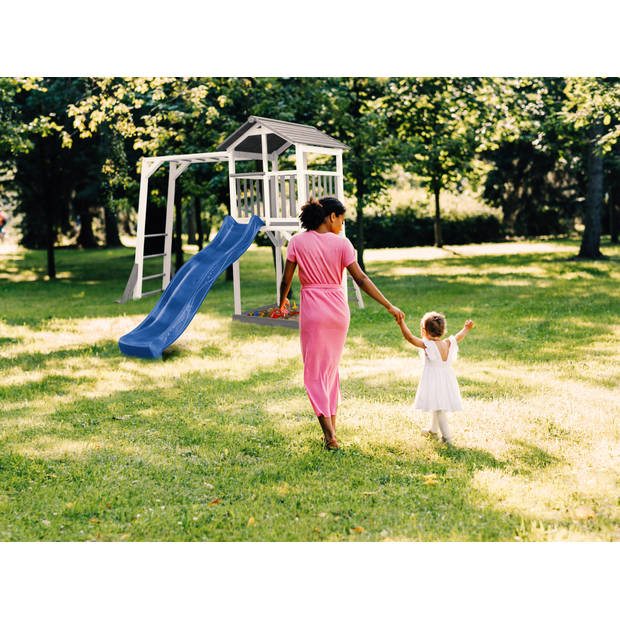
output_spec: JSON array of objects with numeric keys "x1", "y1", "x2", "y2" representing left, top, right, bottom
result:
[
  {"x1": 280, "y1": 177, "x2": 286, "y2": 217},
  {"x1": 256, "y1": 180, "x2": 263, "y2": 217},
  {"x1": 269, "y1": 177, "x2": 277, "y2": 217},
  {"x1": 289, "y1": 176, "x2": 296, "y2": 217},
  {"x1": 235, "y1": 178, "x2": 242, "y2": 215}
]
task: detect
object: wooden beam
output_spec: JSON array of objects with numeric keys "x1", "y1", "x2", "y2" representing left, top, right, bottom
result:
[
  {"x1": 295, "y1": 144, "x2": 308, "y2": 207},
  {"x1": 162, "y1": 162, "x2": 177, "y2": 288}
]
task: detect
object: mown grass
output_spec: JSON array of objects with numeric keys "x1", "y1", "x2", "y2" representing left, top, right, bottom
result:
[{"x1": 0, "y1": 237, "x2": 619, "y2": 541}]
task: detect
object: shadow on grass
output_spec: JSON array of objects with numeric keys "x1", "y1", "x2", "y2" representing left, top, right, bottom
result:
[
  {"x1": 0, "y1": 374, "x2": 97, "y2": 403},
  {"x1": 508, "y1": 440, "x2": 563, "y2": 476},
  {"x1": 0, "y1": 360, "x2": 568, "y2": 542},
  {"x1": 2, "y1": 245, "x2": 618, "y2": 373},
  {"x1": 1, "y1": 340, "x2": 123, "y2": 372}
]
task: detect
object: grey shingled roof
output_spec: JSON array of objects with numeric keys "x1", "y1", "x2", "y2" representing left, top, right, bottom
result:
[{"x1": 217, "y1": 116, "x2": 349, "y2": 153}]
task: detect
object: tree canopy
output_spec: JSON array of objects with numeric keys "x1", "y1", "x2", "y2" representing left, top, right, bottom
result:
[{"x1": 0, "y1": 77, "x2": 617, "y2": 279}]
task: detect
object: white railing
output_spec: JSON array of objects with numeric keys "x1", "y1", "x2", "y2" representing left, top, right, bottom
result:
[
  {"x1": 305, "y1": 171, "x2": 338, "y2": 200},
  {"x1": 232, "y1": 170, "x2": 338, "y2": 225}
]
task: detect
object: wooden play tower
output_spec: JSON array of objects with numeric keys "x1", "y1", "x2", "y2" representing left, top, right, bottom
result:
[{"x1": 119, "y1": 116, "x2": 364, "y2": 321}]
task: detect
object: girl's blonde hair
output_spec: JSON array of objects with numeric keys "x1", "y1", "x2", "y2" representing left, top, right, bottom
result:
[{"x1": 421, "y1": 311, "x2": 446, "y2": 338}]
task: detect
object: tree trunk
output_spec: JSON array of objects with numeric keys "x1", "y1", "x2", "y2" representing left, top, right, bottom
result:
[
  {"x1": 45, "y1": 204, "x2": 56, "y2": 279},
  {"x1": 187, "y1": 196, "x2": 197, "y2": 246},
  {"x1": 204, "y1": 215, "x2": 212, "y2": 246},
  {"x1": 355, "y1": 178, "x2": 365, "y2": 272},
  {"x1": 174, "y1": 183, "x2": 184, "y2": 272},
  {"x1": 579, "y1": 121, "x2": 605, "y2": 258},
  {"x1": 610, "y1": 185, "x2": 618, "y2": 245},
  {"x1": 76, "y1": 204, "x2": 98, "y2": 248},
  {"x1": 194, "y1": 196, "x2": 203, "y2": 250},
  {"x1": 104, "y1": 200, "x2": 122, "y2": 247},
  {"x1": 433, "y1": 185, "x2": 443, "y2": 248}
]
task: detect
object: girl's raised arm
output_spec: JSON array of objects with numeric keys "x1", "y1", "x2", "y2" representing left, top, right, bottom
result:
[{"x1": 455, "y1": 320, "x2": 475, "y2": 342}]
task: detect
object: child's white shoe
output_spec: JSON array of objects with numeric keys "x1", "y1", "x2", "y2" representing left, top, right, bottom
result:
[{"x1": 421, "y1": 428, "x2": 440, "y2": 439}]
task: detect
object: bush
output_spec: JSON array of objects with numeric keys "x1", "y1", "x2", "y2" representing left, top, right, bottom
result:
[
  {"x1": 345, "y1": 208, "x2": 503, "y2": 249},
  {"x1": 254, "y1": 209, "x2": 503, "y2": 249}
]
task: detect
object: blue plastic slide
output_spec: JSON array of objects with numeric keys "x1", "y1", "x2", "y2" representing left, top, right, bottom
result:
[{"x1": 119, "y1": 215, "x2": 264, "y2": 358}]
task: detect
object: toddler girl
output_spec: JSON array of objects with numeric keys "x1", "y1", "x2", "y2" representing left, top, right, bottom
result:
[{"x1": 397, "y1": 311, "x2": 474, "y2": 445}]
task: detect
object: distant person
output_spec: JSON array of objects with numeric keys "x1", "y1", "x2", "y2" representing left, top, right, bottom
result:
[
  {"x1": 397, "y1": 311, "x2": 475, "y2": 445},
  {"x1": 0, "y1": 210, "x2": 7, "y2": 242},
  {"x1": 278, "y1": 197, "x2": 404, "y2": 450}
]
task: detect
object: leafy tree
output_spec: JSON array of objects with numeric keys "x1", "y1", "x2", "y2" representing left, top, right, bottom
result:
[
  {"x1": 387, "y1": 78, "x2": 488, "y2": 247},
  {"x1": 562, "y1": 77, "x2": 620, "y2": 258},
  {"x1": 319, "y1": 77, "x2": 394, "y2": 270},
  {"x1": 67, "y1": 77, "x2": 329, "y2": 284},
  {"x1": 0, "y1": 78, "x2": 38, "y2": 164},
  {"x1": 604, "y1": 139, "x2": 620, "y2": 244},
  {"x1": 481, "y1": 78, "x2": 587, "y2": 236},
  {"x1": 69, "y1": 78, "x2": 222, "y2": 268},
  {"x1": 6, "y1": 78, "x2": 108, "y2": 277}
]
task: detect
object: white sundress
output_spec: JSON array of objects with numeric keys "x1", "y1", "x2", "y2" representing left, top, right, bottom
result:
[{"x1": 413, "y1": 336, "x2": 463, "y2": 412}]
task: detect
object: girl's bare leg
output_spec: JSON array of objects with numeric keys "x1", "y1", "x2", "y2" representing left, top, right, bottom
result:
[{"x1": 436, "y1": 411, "x2": 452, "y2": 444}]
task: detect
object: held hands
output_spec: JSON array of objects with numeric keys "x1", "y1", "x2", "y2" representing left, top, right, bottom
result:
[
  {"x1": 387, "y1": 304, "x2": 405, "y2": 324},
  {"x1": 464, "y1": 319, "x2": 475, "y2": 330}
]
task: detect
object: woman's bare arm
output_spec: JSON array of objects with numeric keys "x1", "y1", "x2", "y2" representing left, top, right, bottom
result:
[
  {"x1": 278, "y1": 259, "x2": 297, "y2": 312},
  {"x1": 346, "y1": 261, "x2": 404, "y2": 322}
]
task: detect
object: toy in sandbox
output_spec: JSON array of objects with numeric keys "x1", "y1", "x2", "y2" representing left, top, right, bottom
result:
[
  {"x1": 237, "y1": 300, "x2": 301, "y2": 329},
  {"x1": 117, "y1": 116, "x2": 364, "y2": 357}
]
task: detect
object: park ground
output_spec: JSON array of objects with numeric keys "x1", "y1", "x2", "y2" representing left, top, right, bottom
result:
[{"x1": 0, "y1": 237, "x2": 619, "y2": 541}]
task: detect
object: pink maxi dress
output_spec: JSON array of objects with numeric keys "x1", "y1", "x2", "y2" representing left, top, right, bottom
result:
[{"x1": 286, "y1": 231, "x2": 357, "y2": 417}]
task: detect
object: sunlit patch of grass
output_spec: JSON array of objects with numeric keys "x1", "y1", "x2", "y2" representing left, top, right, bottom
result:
[
  {"x1": 15, "y1": 437, "x2": 100, "y2": 459},
  {"x1": 0, "y1": 239, "x2": 619, "y2": 541}
]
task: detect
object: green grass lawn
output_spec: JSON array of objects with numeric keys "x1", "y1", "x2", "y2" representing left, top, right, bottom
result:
[{"x1": 1, "y1": 237, "x2": 619, "y2": 541}]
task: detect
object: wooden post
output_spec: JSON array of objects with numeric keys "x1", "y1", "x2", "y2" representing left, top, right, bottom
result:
[
  {"x1": 133, "y1": 162, "x2": 151, "y2": 299},
  {"x1": 336, "y1": 151, "x2": 345, "y2": 204},
  {"x1": 228, "y1": 153, "x2": 242, "y2": 315},
  {"x1": 261, "y1": 131, "x2": 270, "y2": 225},
  {"x1": 274, "y1": 232, "x2": 283, "y2": 303},
  {"x1": 163, "y1": 162, "x2": 176, "y2": 288},
  {"x1": 295, "y1": 144, "x2": 308, "y2": 207},
  {"x1": 271, "y1": 154, "x2": 279, "y2": 218},
  {"x1": 335, "y1": 152, "x2": 350, "y2": 303}
]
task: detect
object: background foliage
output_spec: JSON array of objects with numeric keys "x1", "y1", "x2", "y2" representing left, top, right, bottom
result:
[{"x1": 1, "y1": 77, "x2": 619, "y2": 277}]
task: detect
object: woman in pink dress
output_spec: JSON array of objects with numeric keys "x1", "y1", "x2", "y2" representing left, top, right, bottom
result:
[{"x1": 278, "y1": 197, "x2": 404, "y2": 450}]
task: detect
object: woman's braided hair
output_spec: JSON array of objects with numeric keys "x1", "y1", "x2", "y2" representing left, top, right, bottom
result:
[
  {"x1": 421, "y1": 311, "x2": 446, "y2": 338},
  {"x1": 299, "y1": 196, "x2": 345, "y2": 231}
]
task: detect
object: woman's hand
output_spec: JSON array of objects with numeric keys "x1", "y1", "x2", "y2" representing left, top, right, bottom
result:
[
  {"x1": 279, "y1": 300, "x2": 290, "y2": 315},
  {"x1": 387, "y1": 304, "x2": 405, "y2": 323}
]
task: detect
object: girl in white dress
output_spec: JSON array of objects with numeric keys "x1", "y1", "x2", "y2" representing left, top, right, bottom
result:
[{"x1": 397, "y1": 311, "x2": 474, "y2": 445}]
